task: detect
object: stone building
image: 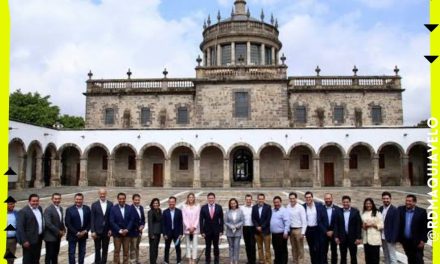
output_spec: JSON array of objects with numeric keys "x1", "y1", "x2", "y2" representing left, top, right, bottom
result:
[{"x1": 8, "y1": 0, "x2": 428, "y2": 189}]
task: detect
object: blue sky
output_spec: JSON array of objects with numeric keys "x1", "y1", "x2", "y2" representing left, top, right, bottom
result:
[{"x1": 9, "y1": 0, "x2": 430, "y2": 125}]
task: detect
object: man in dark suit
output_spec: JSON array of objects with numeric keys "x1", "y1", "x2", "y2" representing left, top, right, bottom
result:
[
  {"x1": 251, "y1": 193, "x2": 272, "y2": 264},
  {"x1": 200, "y1": 192, "x2": 224, "y2": 264},
  {"x1": 129, "y1": 194, "x2": 145, "y2": 264},
  {"x1": 162, "y1": 196, "x2": 183, "y2": 264},
  {"x1": 17, "y1": 193, "x2": 44, "y2": 264},
  {"x1": 43, "y1": 193, "x2": 66, "y2": 264},
  {"x1": 322, "y1": 193, "x2": 341, "y2": 264},
  {"x1": 398, "y1": 194, "x2": 428, "y2": 264},
  {"x1": 109, "y1": 192, "x2": 133, "y2": 264},
  {"x1": 335, "y1": 195, "x2": 362, "y2": 264},
  {"x1": 65, "y1": 193, "x2": 91, "y2": 264},
  {"x1": 6, "y1": 196, "x2": 18, "y2": 264},
  {"x1": 91, "y1": 188, "x2": 113, "y2": 264},
  {"x1": 379, "y1": 191, "x2": 400, "y2": 264},
  {"x1": 303, "y1": 191, "x2": 327, "y2": 264}
]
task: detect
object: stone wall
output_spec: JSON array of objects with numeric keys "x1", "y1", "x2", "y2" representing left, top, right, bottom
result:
[
  {"x1": 171, "y1": 147, "x2": 194, "y2": 187},
  {"x1": 87, "y1": 147, "x2": 108, "y2": 186},
  {"x1": 347, "y1": 146, "x2": 374, "y2": 186},
  {"x1": 289, "y1": 146, "x2": 314, "y2": 187},
  {"x1": 200, "y1": 147, "x2": 223, "y2": 187},
  {"x1": 379, "y1": 146, "x2": 402, "y2": 185},
  {"x1": 141, "y1": 147, "x2": 165, "y2": 187},
  {"x1": 260, "y1": 146, "x2": 284, "y2": 187}
]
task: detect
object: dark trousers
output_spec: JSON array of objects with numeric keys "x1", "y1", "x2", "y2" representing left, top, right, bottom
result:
[
  {"x1": 305, "y1": 226, "x2": 323, "y2": 264},
  {"x1": 364, "y1": 244, "x2": 380, "y2": 264},
  {"x1": 164, "y1": 231, "x2": 181, "y2": 263},
  {"x1": 94, "y1": 234, "x2": 110, "y2": 264},
  {"x1": 243, "y1": 226, "x2": 256, "y2": 264},
  {"x1": 45, "y1": 239, "x2": 61, "y2": 264},
  {"x1": 149, "y1": 234, "x2": 161, "y2": 264},
  {"x1": 339, "y1": 239, "x2": 357, "y2": 264},
  {"x1": 402, "y1": 239, "x2": 424, "y2": 264},
  {"x1": 323, "y1": 235, "x2": 338, "y2": 264},
  {"x1": 22, "y1": 237, "x2": 42, "y2": 264},
  {"x1": 271, "y1": 233, "x2": 288, "y2": 264},
  {"x1": 68, "y1": 238, "x2": 87, "y2": 264},
  {"x1": 205, "y1": 232, "x2": 220, "y2": 263}
]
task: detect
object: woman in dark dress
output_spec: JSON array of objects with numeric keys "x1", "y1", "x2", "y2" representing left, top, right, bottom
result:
[{"x1": 148, "y1": 198, "x2": 162, "y2": 264}]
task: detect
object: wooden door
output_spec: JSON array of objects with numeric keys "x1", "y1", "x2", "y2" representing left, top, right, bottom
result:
[
  {"x1": 324, "y1": 163, "x2": 335, "y2": 186},
  {"x1": 153, "y1": 163, "x2": 163, "y2": 187}
]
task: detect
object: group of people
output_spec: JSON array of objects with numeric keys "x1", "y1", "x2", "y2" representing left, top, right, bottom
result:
[{"x1": 6, "y1": 189, "x2": 428, "y2": 264}]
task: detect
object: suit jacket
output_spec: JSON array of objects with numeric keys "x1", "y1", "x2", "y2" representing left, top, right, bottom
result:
[
  {"x1": 65, "y1": 205, "x2": 91, "y2": 241},
  {"x1": 109, "y1": 204, "x2": 133, "y2": 237},
  {"x1": 148, "y1": 209, "x2": 162, "y2": 237},
  {"x1": 398, "y1": 206, "x2": 428, "y2": 244},
  {"x1": 334, "y1": 207, "x2": 362, "y2": 244},
  {"x1": 200, "y1": 203, "x2": 224, "y2": 235},
  {"x1": 91, "y1": 200, "x2": 113, "y2": 235},
  {"x1": 303, "y1": 202, "x2": 328, "y2": 236},
  {"x1": 43, "y1": 204, "x2": 65, "y2": 242},
  {"x1": 322, "y1": 204, "x2": 342, "y2": 233},
  {"x1": 17, "y1": 205, "x2": 44, "y2": 245},
  {"x1": 252, "y1": 203, "x2": 272, "y2": 235},
  {"x1": 129, "y1": 205, "x2": 146, "y2": 237},
  {"x1": 379, "y1": 204, "x2": 400, "y2": 243},
  {"x1": 224, "y1": 209, "x2": 244, "y2": 237},
  {"x1": 162, "y1": 208, "x2": 183, "y2": 237}
]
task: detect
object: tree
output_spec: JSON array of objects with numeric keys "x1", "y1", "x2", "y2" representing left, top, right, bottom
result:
[
  {"x1": 59, "y1": 114, "x2": 85, "y2": 129},
  {"x1": 416, "y1": 120, "x2": 429, "y2": 128}
]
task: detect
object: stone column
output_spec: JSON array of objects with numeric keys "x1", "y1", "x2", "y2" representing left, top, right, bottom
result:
[
  {"x1": 164, "y1": 158, "x2": 172, "y2": 188},
  {"x1": 207, "y1": 47, "x2": 211, "y2": 66},
  {"x1": 134, "y1": 157, "x2": 143, "y2": 187},
  {"x1": 217, "y1": 44, "x2": 222, "y2": 66},
  {"x1": 17, "y1": 155, "x2": 27, "y2": 190},
  {"x1": 372, "y1": 155, "x2": 381, "y2": 187},
  {"x1": 261, "y1": 44, "x2": 266, "y2": 65},
  {"x1": 50, "y1": 157, "x2": 61, "y2": 187},
  {"x1": 271, "y1": 47, "x2": 275, "y2": 65},
  {"x1": 401, "y1": 155, "x2": 411, "y2": 186},
  {"x1": 231, "y1": 42, "x2": 236, "y2": 65},
  {"x1": 106, "y1": 157, "x2": 115, "y2": 187},
  {"x1": 223, "y1": 158, "x2": 230, "y2": 188},
  {"x1": 283, "y1": 157, "x2": 291, "y2": 187},
  {"x1": 342, "y1": 156, "x2": 351, "y2": 187},
  {"x1": 34, "y1": 156, "x2": 44, "y2": 188},
  {"x1": 78, "y1": 158, "x2": 88, "y2": 187},
  {"x1": 193, "y1": 157, "x2": 201, "y2": 188},
  {"x1": 313, "y1": 157, "x2": 321, "y2": 187},
  {"x1": 253, "y1": 158, "x2": 261, "y2": 188},
  {"x1": 247, "y1": 41, "x2": 251, "y2": 65}
]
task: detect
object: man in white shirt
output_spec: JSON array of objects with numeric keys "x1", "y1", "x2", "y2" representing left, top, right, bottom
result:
[
  {"x1": 240, "y1": 194, "x2": 256, "y2": 264},
  {"x1": 287, "y1": 192, "x2": 306, "y2": 264},
  {"x1": 379, "y1": 191, "x2": 399, "y2": 264},
  {"x1": 91, "y1": 188, "x2": 113, "y2": 264},
  {"x1": 129, "y1": 194, "x2": 145, "y2": 264}
]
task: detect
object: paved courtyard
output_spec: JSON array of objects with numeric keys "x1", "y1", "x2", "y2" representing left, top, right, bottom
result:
[{"x1": 8, "y1": 186, "x2": 433, "y2": 264}]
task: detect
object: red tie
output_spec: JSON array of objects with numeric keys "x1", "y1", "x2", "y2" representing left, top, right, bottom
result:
[{"x1": 210, "y1": 205, "x2": 215, "y2": 219}]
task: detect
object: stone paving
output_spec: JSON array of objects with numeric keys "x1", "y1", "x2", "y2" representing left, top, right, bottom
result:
[{"x1": 8, "y1": 186, "x2": 433, "y2": 264}]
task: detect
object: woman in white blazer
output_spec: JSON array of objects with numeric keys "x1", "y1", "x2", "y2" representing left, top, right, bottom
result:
[
  {"x1": 361, "y1": 198, "x2": 384, "y2": 264},
  {"x1": 225, "y1": 198, "x2": 244, "y2": 264}
]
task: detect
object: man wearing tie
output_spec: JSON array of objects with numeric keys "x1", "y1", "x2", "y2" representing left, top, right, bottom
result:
[
  {"x1": 43, "y1": 193, "x2": 66, "y2": 264},
  {"x1": 398, "y1": 194, "x2": 428, "y2": 264},
  {"x1": 129, "y1": 194, "x2": 145, "y2": 264},
  {"x1": 162, "y1": 196, "x2": 183, "y2": 264},
  {"x1": 110, "y1": 192, "x2": 133, "y2": 264},
  {"x1": 200, "y1": 192, "x2": 224, "y2": 264},
  {"x1": 322, "y1": 193, "x2": 341, "y2": 264},
  {"x1": 303, "y1": 191, "x2": 326, "y2": 264},
  {"x1": 335, "y1": 195, "x2": 362, "y2": 264},
  {"x1": 65, "y1": 193, "x2": 91, "y2": 264},
  {"x1": 17, "y1": 194, "x2": 44, "y2": 264},
  {"x1": 91, "y1": 188, "x2": 113, "y2": 264},
  {"x1": 251, "y1": 193, "x2": 272, "y2": 264}
]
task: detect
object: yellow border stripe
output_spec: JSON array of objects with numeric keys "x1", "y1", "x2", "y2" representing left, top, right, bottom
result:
[{"x1": 0, "y1": 0, "x2": 9, "y2": 262}]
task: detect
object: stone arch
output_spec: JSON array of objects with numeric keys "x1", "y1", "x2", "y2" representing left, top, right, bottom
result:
[
  {"x1": 112, "y1": 143, "x2": 137, "y2": 187},
  {"x1": 407, "y1": 142, "x2": 428, "y2": 186},
  {"x1": 168, "y1": 142, "x2": 197, "y2": 159},
  {"x1": 85, "y1": 143, "x2": 111, "y2": 186},
  {"x1": 43, "y1": 143, "x2": 57, "y2": 187},
  {"x1": 140, "y1": 143, "x2": 167, "y2": 187},
  {"x1": 111, "y1": 143, "x2": 137, "y2": 158},
  {"x1": 8, "y1": 138, "x2": 26, "y2": 189},
  {"x1": 288, "y1": 143, "x2": 316, "y2": 187},
  {"x1": 259, "y1": 143, "x2": 286, "y2": 187},
  {"x1": 169, "y1": 143, "x2": 195, "y2": 187},
  {"x1": 377, "y1": 142, "x2": 404, "y2": 157},
  {"x1": 59, "y1": 144, "x2": 81, "y2": 186},
  {"x1": 82, "y1": 143, "x2": 110, "y2": 159},
  {"x1": 26, "y1": 140, "x2": 43, "y2": 188},
  {"x1": 347, "y1": 142, "x2": 375, "y2": 186},
  {"x1": 406, "y1": 141, "x2": 428, "y2": 156},
  {"x1": 257, "y1": 142, "x2": 286, "y2": 158},
  {"x1": 317, "y1": 142, "x2": 346, "y2": 157},
  {"x1": 227, "y1": 142, "x2": 257, "y2": 158},
  {"x1": 378, "y1": 142, "x2": 404, "y2": 186},
  {"x1": 228, "y1": 143, "x2": 255, "y2": 187},
  {"x1": 9, "y1": 138, "x2": 26, "y2": 153},
  {"x1": 58, "y1": 143, "x2": 82, "y2": 158},
  {"x1": 199, "y1": 143, "x2": 225, "y2": 187},
  {"x1": 319, "y1": 143, "x2": 345, "y2": 187}
]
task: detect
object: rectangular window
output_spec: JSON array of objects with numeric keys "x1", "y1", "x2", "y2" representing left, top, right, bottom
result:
[
  {"x1": 372, "y1": 106, "x2": 382, "y2": 124},
  {"x1": 210, "y1": 48, "x2": 217, "y2": 66},
  {"x1": 295, "y1": 106, "x2": 307, "y2": 124},
  {"x1": 104, "y1": 108, "x2": 115, "y2": 125},
  {"x1": 221, "y1": 44, "x2": 231, "y2": 66},
  {"x1": 379, "y1": 154, "x2": 385, "y2": 169},
  {"x1": 333, "y1": 106, "x2": 344, "y2": 124},
  {"x1": 179, "y1": 154, "x2": 189, "y2": 170},
  {"x1": 140, "y1": 107, "x2": 151, "y2": 125},
  {"x1": 128, "y1": 155, "x2": 136, "y2": 170},
  {"x1": 349, "y1": 154, "x2": 358, "y2": 169},
  {"x1": 250, "y1": 44, "x2": 261, "y2": 65},
  {"x1": 234, "y1": 92, "x2": 249, "y2": 118},
  {"x1": 300, "y1": 154, "x2": 309, "y2": 170},
  {"x1": 235, "y1": 43, "x2": 247, "y2": 64},
  {"x1": 177, "y1": 107, "x2": 189, "y2": 124},
  {"x1": 102, "y1": 155, "x2": 108, "y2": 170},
  {"x1": 265, "y1": 46, "x2": 273, "y2": 65}
]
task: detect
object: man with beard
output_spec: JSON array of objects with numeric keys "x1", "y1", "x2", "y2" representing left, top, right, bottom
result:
[
  {"x1": 379, "y1": 191, "x2": 399, "y2": 264},
  {"x1": 43, "y1": 193, "x2": 66, "y2": 264},
  {"x1": 322, "y1": 193, "x2": 341, "y2": 264}
]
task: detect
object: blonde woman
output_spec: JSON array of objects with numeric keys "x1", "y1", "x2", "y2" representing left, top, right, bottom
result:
[
  {"x1": 182, "y1": 193, "x2": 200, "y2": 264},
  {"x1": 361, "y1": 198, "x2": 384, "y2": 264}
]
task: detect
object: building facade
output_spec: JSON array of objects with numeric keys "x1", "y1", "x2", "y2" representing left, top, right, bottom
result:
[{"x1": 8, "y1": 0, "x2": 428, "y2": 189}]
